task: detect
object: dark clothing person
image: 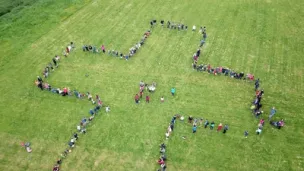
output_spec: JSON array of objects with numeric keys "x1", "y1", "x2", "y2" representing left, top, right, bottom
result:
[
  {"x1": 160, "y1": 20, "x2": 164, "y2": 26},
  {"x1": 52, "y1": 58, "x2": 57, "y2": 67},
  {"x1": 203, "y1": 32, "x2": 207, "y2": 40},
  {"x1": 57, "y1": 159, "x2": 62, "y2": 165},
  {"x1": 244, "y1": 131, "x2": 249, "y2": 138},
  {"x1": 223, "y1": 125, "x2": 229, "y2": 134},
  {"x1": 196, "y1": 49, "x2": 201, "y2": 57},
  {"x1": 38, "y1": 82, "x2": 43, "y2": 90},
  {"x1": 204, "y1": 120, "x2": 209, "y2": 128},
  {"x1": 37, "y1": 76, "x2": 43, "y2": 83},
  {"x1": 73, "y1": 133, "x2": 78, "y2": 140},
  {"x1": 188, "y1": 116, "x2": 193, "y2": 123},
  {"x1": 170, "y1": 123, "x2": 174, "y2": 131}
]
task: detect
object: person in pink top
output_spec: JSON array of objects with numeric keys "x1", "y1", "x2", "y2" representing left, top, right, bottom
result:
[
  {"x1": 63, "y1": 87, "x2": 68, "y2": 96},
  {"x1": 259, "y1": 119, "x2": 265, "y2": 126},
  {"x1": 101, "y1": 45, "x2": 105, "y2": 53}
]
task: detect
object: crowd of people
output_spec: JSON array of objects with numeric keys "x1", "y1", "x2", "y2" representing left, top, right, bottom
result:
[
  {"x1": 134, "y1": 80, "x2": 157, "y2": 104},
  {"x1": 32, "y1": 20, "x2": 285, "y2": 170}
]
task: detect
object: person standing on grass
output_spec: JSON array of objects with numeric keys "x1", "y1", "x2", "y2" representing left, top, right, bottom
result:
[
  {"x1": 268, "y1": 107, "x2": 277, "y2": 120},
  {"x1": 52, "y1": 57, "x2": 58, "y2": 67},
  {"x1": 192, "y1": 25, "x2": 196, "y2": 31},
  {"x1": 101, "y1": 45, "x2": 106, "y2": 53},
  {"x1": 134, "y1": 94, "x2": 139, "y2": 104},
  {"x1": 204, "y1": 119, "x2": 209, "y2": 128},
  {"x1": 89, "y1": 109, "x2": 94, "y2": 115},
  {"x1": 244, "y1": 130, "x2": 249, "y2": 138},
  {"x1": 200, "y1": 39, "x2": 205, "y2": 47},
  {"x1": 171, "y1": 87, "x2": 176, "y2": 96},
  {"x1": 93, "y1": 46, "x2": 97, "y2": 53},
  {"x1": 171, "y1": 116, "x2": 176, "y2": 124},
  {"x1": 255, "y1": 79, "x2": 260, "y2": 87},
  {"x1": 139, "y1": 90, "x2": 143, "y2": 98},
  {"x1": 223, "y1": 124, "x2": 229, "y2": 134},
  {"x1": 260, "y1": 119, "x2": 265, "y2": 126},
  {"x1": 37, "y1": 76, "x2": 43, "y2": 83},
  {"x1": 192, "y1": 125, "x2": 197, "y2": 133},
  {"x1": 66, "y1": 46, "x2": 70, "y2": 54},
  {"x1": 196, "y1": 49, "x2": 201, "y2": 57},
  {"x1": 217, "y1": 123, "x2": 223, "y2": 132},
  {"x1": 202, "y1": 26, "x2": 206, "y2": 34},
  {"x1": 170, "y1": 123, "x2": 174, "y2": 131},
  {"x1": 203, "y1": 32, "x2": 207, "y2": 40},
  {"x1": 255, "y1": 82, "x2": 260, "y2": 91},
  {"x1": 38, "y1": 81, "x2": 43, "y2": 90},
  {"x1": 160, "y1": 96, "x2": 165, "y2": 102},
  {"x1": 167, "y1": 124, "x2": 172, "y2": 134},
  {"x1": 106, "y1": 106, "x2": 110, "y2": 113},
  {"x1": 210, "y1": 121, "x2": 215, "y2": 130},
  {"x1": 165, "y1": 131, "x2": 169, "y2": 139},
  {"x1": 146, "y1": 95, "x2": 150, "y2": 103},
  {"x1": 256, "y1": 128, "x2": 262, "y2": 135}
]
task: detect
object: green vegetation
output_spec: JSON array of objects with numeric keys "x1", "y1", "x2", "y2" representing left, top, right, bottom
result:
[
  {"x1": 0, "y1": 0, "x2": 303, "y2": 170},
  {"x1": 0, "y1": 0, "x2": 37, "y2": 16}
]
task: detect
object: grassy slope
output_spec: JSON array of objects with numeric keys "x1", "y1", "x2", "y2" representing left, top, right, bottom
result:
[{"x1": 0, "y1": 0, "x2": 304, "y2": 170}]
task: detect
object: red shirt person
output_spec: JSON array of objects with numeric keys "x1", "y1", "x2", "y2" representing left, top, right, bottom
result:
[
  {"x1": 146, "y1": 96, "x2": 150, "y2": 103},
  {"x1": 134, "y1": 94, "x2": 139, "y2": 103},
  {"x1": 217, "y1": 123, "x2": 223, "y2": 132}
]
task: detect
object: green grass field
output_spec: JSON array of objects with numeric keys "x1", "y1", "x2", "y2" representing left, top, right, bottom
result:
[{"x1": 0, "y1": 0, "x2": 304, "y2": 170}]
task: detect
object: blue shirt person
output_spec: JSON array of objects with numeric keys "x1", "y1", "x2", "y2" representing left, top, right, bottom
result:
[
  {"x1": 192, "y1": 125, "x2": 197, "y2": 133},
  {"x1": 171, "y1": 88, "x2": 176, "y2": 96},
  {"x1": 268, "y1": 107, "x2": 277, "y2": 120}
]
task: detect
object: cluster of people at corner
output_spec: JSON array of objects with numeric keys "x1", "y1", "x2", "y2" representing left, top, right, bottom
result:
[
  {"x1": 157, "y1": 113, "x2": 229, "y2": 171},
  {"x1": 35, "y1": 42, "x2": 75, "y2": 91},
  {"x1": 82, "y1": 30, "x2": 151, "y2": 61},
  {"x1": 42, "y1": 42, "x2": 74, "y2": 79},
  {"x1": 192, "y1": 51, "x2": 256, "y2": 80},
  {"x1": 191, "y1": 29, "x2": 284, "y2": 137},
  {"x1": 250, "y1": 79, "x2": 284, "y2": 136}
]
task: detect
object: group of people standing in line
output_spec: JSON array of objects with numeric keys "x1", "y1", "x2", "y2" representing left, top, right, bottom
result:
[
  {"x1": 190, "y1": 28, "x2": 284, "y2": 137},
  {"x1": 82, "y1": 30, "x2": 151, "y2": 61},
  {"x1": 156, "y1": 114, "x2": 180, "y2": 171},
  {"x1": 32, "y1": 42, "x2": 106, "y2": 171}
]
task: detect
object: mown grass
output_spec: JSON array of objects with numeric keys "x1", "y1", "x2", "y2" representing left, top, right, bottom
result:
[{"x1": 0, "y1": 0, "x2": 304, "y2": 171}]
